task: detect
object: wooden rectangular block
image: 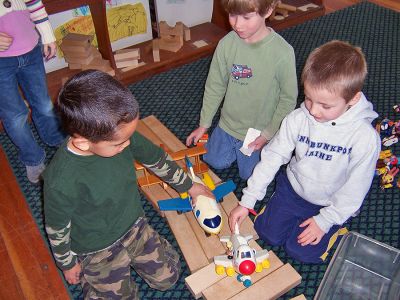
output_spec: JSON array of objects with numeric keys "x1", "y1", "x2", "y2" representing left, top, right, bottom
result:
[
  {"x1": 60, "y1": 42, "x2": 91, "y2": 54},
  {"x1": 64, "y1": 53, "x2": 94, "y2": 65},
  {"x1": 152, "y1": 39, "x2": 160, "y2": 62},
  {"x1": 121, "y1": 61, "x2": 146, "y2": 73},
  {"x1": 115, "y1": 58, "x2": 138, "y2": 69},
  {"x1": 159, "y1": 35, "x2": 183, "y2": 52},
  {"x1": 62, "y1": 32, "x2": 94, "y2": 47},
  {"x1": 114, "y1": 48, "x2": 140, "y2": 60},
  {"x1": 229, "y1": 264, "x2": 301, "y2": 300},
  {"x1": 81, "y1": 58, "x2": 111, "y2": 72}
]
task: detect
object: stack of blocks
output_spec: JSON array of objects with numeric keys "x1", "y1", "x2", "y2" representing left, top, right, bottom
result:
[
  {"x1": 152, "y1": 21, "x2": 191, "y2": 62},
  {"x1": 113, "y1": 48, "x2": 145, "y2": 72},
  {"x1": 60, "y1": 32, "x2": 115, "y2": 76}
]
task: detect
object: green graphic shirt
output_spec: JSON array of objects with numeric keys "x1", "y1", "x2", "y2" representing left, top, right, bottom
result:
[{"x1": 200, "y1": 29, "x2": 298, "y2": 140}]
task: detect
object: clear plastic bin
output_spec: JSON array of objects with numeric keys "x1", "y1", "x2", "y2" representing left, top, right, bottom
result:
[{"x1": 315, "y1": 231, "x2": 400, "y2": 300}]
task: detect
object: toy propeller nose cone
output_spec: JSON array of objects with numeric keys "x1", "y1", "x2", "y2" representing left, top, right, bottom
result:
[{"x1": 239, "y1": 260, "x2": 256, "y2": 275}]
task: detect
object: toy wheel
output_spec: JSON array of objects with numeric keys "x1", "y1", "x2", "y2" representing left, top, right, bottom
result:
[
  {"x1": 215, "y1": 265, "x2": 225, "y2": 275},
  {"x1": 262, "y1": 259, "x2": 270, "y2": 269},
  {"x1": 243, "y1": 279, "x2": 252, "y2": 288},
  {"x1": 226, "y1": 267, "x2": 235, "y2": 277},
  {"x1": 255, "y1": 263, "x2": 263, "y2": 273}
]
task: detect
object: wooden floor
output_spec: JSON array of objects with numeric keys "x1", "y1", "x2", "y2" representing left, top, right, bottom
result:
[{"x1": 0, "y1": 1, "x2": 398, "y2": 299}]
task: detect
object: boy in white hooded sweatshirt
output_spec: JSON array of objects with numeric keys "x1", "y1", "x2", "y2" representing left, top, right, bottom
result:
[{"x1": 229, "y1": 40, "x2": 381, "y2": 263}]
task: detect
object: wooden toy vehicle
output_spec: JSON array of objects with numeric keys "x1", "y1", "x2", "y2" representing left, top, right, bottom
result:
[{"x1": 214, "y1": 223, "x2": 270, "y2": 287}]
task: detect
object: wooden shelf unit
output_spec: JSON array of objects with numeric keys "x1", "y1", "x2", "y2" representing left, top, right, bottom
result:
[{"x1": 43, "y1": 0, "x2": 324, "y2": 100}]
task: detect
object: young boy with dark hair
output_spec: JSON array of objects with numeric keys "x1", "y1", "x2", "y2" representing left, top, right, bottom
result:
[
  {"x1": 186, "y1": 0, "x2": 298, "y2": 180},
  {"x1": 43, "y1": 70, "x2": 213, "y2": 299},
  {"x1": 230, "y1": 40, "x2": 381, "y2": 263}
]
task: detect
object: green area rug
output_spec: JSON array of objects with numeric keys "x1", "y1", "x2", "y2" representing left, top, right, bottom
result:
[{"x1": 1, "y1": 2, "x2": 399, "y2": 299}]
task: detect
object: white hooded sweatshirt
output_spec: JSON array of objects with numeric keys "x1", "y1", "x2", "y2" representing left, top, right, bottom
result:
[{"x1": 241, "y1": 93, "x2": 381, "y2": 233}]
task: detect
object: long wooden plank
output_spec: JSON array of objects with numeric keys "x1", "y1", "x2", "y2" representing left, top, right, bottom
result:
[
  {"x1": 202, "y1": 250, "x2": 283, "y2": 300},
  {"x1": 141, "y1": 182, "x2": 209, "y2": 273},
  {"x1": 229, "y1": 264, "x2": 301, "y2": 300}
]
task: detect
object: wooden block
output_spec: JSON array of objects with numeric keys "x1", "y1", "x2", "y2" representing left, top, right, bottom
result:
[
  {"x1": 68, "y1": 63, "x2": 82, "y2": 70},
  {"x1": 278, "y1": 3, "x2": 297, "y2": 12},
  {"x1": 60, "y1": 42, "x2": 91, "y2": 54},
  {"x1": 91, "y1": 47, "x2": 102, "y2": 58},
  {"x1": 202, "y1": 250, "x2": 283, "y2": 300},
  {"x1": 159, "y1": 21, "x2": 184, "y2": 37},
  {"x1": 183, "y1": 25, "x2": 191, "y2": 41},
  {"x1": 115, "y1": 58, "x2": 138, "y2": 69},
  {"x1": 64, "y1": 52, "x2": 94, "y2": 65},
  {"x1": 276, "y1": 8, "x2": 289, "y2": 17},
  {"x1": 121, "y1": 61, "x2": 146, "y2": 73},
  {"x1": 297, "y1": 3, "x2": 319, "y2": 12},
  {"x1": 81, "y1": 58, "x2": 110, "y2": 71},
  {"x1": 152, "y1": 39, "x2": 160, "y2": 62},
  {"x1": 186, "y1": 211, "x2": 226, "y2": 262},
  {"x1": 62, "y1": 45, "x2": 95, "y2": 59},
  {"x1": 290, "y1": 294, "x2": 307, "y2": 300},
  {"x1": 185, "y1": 263, "x2": 226, "y2": 299},
  {"x1": 193, "y1": 40, "x2": 208, "y2": 48},
  {"x1": 62, "y1": 32, "x2": 94, "y2": 47},
  {"x1": 229, "y1": 264, "x2": 301, "y2": 300},
  {"x1": 159, "y1": 35, "x2": 183, "y2": 52},
  {"x1": 114, "y1": 48, "x2": 140, "y2": 60}
]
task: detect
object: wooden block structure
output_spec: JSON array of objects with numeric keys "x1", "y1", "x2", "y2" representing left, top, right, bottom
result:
[
  {"x1": 113, "y1": 48, "x2": 142, "y2": 70},
  {"x1": 136, "y1": 116, "x2": 301, "y2": 299},
  {"x1": 269, "y1": 2, "x2": 297, "y2": 21},
  {"x1": 151, "y1": 21, "x2": 191, "y2": 61},
  {"x1": 60, "y1": 32, "x2": 115, "y2": 76}
]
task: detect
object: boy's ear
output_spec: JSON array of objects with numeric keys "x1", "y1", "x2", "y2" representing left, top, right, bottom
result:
[
  {"x1": 71, "y1": 135, "x2": 91, "y2": 151},
  {"x1": 263, "y1": 7, "x2": 274, "y2": 19},
  {"x1": 349, "y1": 91, "x2": 362, "y2": 106}
]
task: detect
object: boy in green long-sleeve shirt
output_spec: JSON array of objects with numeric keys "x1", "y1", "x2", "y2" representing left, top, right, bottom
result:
[
  {"x1": 44, "y1": 70, "x2": 212, "y2": 299},
  {"x1": 186, "y1": 0, "x2": 298, "y2": 179}
]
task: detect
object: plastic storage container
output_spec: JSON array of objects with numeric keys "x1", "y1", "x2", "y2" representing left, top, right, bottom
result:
[{"x1": 315, "y1": 231, "x2": 400, "y2": 300}]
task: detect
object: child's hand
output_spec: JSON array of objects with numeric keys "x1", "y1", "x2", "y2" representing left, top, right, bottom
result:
[
  {"x1": 188, "y1": 182, "x2": 214, "y2": 206},
  {"x1": 186, "y1": 127, "x2": 207, "y2": 146},
  {"x1": 0, "y1": 32, "x2": 13, "y2": 51},
  {"x1": 228, "y1": 205, "x2": 249, "y2": 232},
  {"x1": 248, "y1": 135, "x2": 268, "y2": 151},
  {"x1": 297, "y1": 217, "x2": 325, "y2": 246},
  {"x1": 63, "y1": 262, "x2": 82, "y2": 285},
  {"x1": 43, "y1": 42, "x2": 57, "y2": 60}
]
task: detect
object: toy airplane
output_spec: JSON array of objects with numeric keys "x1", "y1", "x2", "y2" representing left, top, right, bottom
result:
[
  {"x1": 158, "y1": 156, "x2": 235, "y2": 235},
  {"x1": 214, "y1": 223, "x2": 270, "y2": 287}
]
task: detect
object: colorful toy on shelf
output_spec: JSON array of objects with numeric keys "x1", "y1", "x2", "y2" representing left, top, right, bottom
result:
[
  {"x1": 214, "y1": 223, "x2": 270, "y2": 288},
  {"x1": 158, "y1": 156, "x2": 235, "y2": 235}
]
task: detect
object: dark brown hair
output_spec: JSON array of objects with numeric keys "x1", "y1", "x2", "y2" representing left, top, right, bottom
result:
[
  {"x1": 301, "y1": 40, "x2": 367, "y2": 102},
  {"x1": 57, "y1": 70, "x2": 139, "y2": 142}
]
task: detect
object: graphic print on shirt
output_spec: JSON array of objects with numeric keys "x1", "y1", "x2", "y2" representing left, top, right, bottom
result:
[
  {"x1": 298, "y1": 135, "x2": 352, "y2": 161},
  {"x1": 231, "y1": 64, "x2": 253, "y2": 80}
]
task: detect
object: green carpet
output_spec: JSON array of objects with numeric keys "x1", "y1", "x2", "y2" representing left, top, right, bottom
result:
[{"x1": 1, "y1": 2, "x2": 399, "y2": 299}]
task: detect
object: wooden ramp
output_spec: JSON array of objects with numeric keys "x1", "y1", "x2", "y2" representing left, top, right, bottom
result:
[{"x1": 136, "y1": 116, "x2": 301, "y2": 299}]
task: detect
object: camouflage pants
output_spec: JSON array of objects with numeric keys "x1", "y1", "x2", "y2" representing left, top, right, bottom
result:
[{"x1": 78, "y1": 217, "x2": 180, "y2": 300}]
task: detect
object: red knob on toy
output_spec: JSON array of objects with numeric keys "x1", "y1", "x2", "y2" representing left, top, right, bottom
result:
[{"x1": 239, "y1": 260, "x2": 256, "y2": 275}]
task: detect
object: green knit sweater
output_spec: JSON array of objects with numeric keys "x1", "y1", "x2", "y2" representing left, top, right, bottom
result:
[
  {"x1": 44, "y1": 132, "x2": 192, "y2": 270},
  {"x1": 200, "y1": 29, "x2": 298, "y2": 140}
]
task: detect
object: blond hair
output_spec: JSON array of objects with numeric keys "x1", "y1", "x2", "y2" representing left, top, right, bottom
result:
[
  {"x1": 301, "y1": 40, "x2": 367, "y2": 102},
  {"x1": 221, "y1": 0, "x2": 278, "y2": 16}
]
